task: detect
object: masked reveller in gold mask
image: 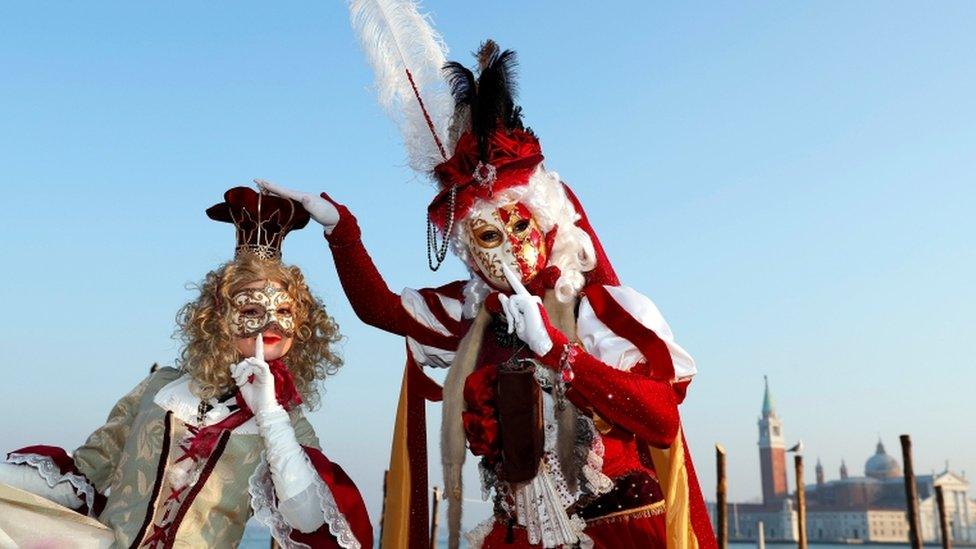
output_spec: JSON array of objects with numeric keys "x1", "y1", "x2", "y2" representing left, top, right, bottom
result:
[
  {"x1": 0, "y1": 187, "x2": 372, "y2": 548},
  {"x1": 230, "y1": 281, "x2": 298, "y2": 339},
  {"x1": 466, "y1": 201, "x2": 550, "y2": 291}
]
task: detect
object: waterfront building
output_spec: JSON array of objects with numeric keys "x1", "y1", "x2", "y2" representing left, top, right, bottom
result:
[{"x1": 710, "y1": 378, "x2": 976, "y2": 544}]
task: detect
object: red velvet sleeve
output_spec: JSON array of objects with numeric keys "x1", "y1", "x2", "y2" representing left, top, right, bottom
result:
[
  {"x1": 323, "y1": 194, "x2": 464, "y2": 351},
  {"x1": 565, "y1": 357, "x2": 680, "y2": 449},
  {"x1": 323, "y1": 194, "x2": 415, "y2": 337}
]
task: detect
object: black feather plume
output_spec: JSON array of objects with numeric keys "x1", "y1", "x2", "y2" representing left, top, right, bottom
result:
[
  {"x1": 442, "y1": 40, "x2": 526, "y2": 163},
  {"x1": 476, "y1": 39, "x2": 500, "y2": 71},
  {"x1": 443, "y1": 61, "x2": 476, "y2": 107}
]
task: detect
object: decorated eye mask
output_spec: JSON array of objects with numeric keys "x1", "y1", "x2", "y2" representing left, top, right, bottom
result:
[
  {"x1": 229, "y1": 282, "x2": 297, "y2": 338},
  {"x1": 467, "y1": 202, "x2": 549, "y2": 290}
]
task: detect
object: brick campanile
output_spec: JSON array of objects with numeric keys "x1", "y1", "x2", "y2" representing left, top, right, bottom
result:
[{"x1": 758, "y1": 375, "x2": 788, "y2": 505}]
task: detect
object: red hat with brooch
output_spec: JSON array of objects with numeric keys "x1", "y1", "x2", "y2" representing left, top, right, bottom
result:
[{"x1": 423, "y1": 41, "x2": 548, "y2": 269}]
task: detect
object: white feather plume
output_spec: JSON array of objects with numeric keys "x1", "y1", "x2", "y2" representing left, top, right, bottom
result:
[{"x1": 349, "y1": 0, "x2": 454, "y2": 174}]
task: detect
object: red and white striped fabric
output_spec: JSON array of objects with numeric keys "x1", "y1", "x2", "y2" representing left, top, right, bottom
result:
[
  {"x1": 578, "y1": 285, "x2": 696, "y2": 378},
  {"x1": 400, "y1": 286, "x2": 465, "y2": 368}
]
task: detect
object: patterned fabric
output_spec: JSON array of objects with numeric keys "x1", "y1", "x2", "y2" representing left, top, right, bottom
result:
[
  {"x1": 325, "y1": 208, "x2": 714, "y2": 549},
  {"x1": 7, "y1": 367, "x2": 365, "y2": 548}
]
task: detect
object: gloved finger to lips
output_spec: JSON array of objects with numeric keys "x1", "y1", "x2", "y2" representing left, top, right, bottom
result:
[
  {"x1": 255, "y1": 333, "x2": 265, "y2": 362},
  {"x1": 501, "y1": 264, "x2": 532, "y2": 297}
]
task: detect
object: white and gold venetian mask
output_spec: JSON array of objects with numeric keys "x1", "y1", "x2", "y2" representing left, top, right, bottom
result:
[
  {"x1": 229, "y1": 282, "x2": 297, "y2": 338},
  {"x1": 466, "y1": 202, "x2": 549, "y2": 290}
]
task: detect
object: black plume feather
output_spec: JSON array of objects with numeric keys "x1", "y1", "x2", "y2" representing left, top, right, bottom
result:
[
  {"x1": 473, "y1": 47, "x2": 520, "y2": 160},
  {"x1": 476, "y1": 39, "x2": 500, "y2": 71},
  {"x1": 443, "y1": 40, "x2": 525, "y2": 163},
  {"x1": 443, "y1": 61, "x2": 476, "y2": 107}
]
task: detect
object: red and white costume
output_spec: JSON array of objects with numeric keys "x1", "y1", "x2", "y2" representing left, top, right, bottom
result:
[
  {"x1": 284, "y1": 3, "x2": 718, "y2": 546},
  {"x1": 322, "y1": 181, "x2": 714, "y2": 548}
]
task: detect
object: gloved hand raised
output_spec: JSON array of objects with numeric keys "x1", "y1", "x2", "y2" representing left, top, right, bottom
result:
[
  {"x1": 497, "y1": 265, "x2": 558, "y2": 359},
  {"x1": 254, "y1": 178, "x2": 340, "y2": 232},
  {"x1": 230, "y1": 333, "x2": 279, "y2": 415}
]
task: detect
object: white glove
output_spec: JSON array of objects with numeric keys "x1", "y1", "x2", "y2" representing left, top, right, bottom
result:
[
  {"x1": 254, "y1": 179, "x2": 340, "y2": 233},
  {"x1": 233, "y1": 333, "x2": 325, "y2": 532},
  {"x1": 256, "y1": 405, "x2": 323, "y2": 529},
  {"x1": 230, "y1": 334, "x2": 278, "y2": 416},
  {"x1": 498, "y1": 265, "x2": 554, "y2": 358}
]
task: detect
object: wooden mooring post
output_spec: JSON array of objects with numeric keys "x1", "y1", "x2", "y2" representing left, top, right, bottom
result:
[
  {"x1": 794, "y1": 455, "x2": 807, "y2": 549},
  {"x1": 757, "y1": 520, "x2": 766, "y2": 549},
  {"x1": 429, "y1": 486, "x2": 442, "y2": 549},
  {"x1": 379, "y1": 469, "x2": 389, "y2": 546},
  {"x1": 716, "y1": 444, "x2": 727, "y2": 549},
  {"x1": 936, "y1": 484, "x2": 952, "y2": 549},
  {"x1": 900, "y1": 434, "x2": 923, "y2": 549}
]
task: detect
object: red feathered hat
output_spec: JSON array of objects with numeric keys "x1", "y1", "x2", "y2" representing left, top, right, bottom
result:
[
  {"x1": 429, "y1": 129, "x2": 543, "y2": 229},
  {"x1": 427, "y1": 42, "x2": 544, "y2": 233}
]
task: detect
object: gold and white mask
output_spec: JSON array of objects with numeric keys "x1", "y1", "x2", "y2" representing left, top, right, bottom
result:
[
  {"x1": 466, "y1": 202, "x2": 549, "y2": 290},
  {"x1": 229, "y1": 282, "x2": 297, "y2": 338}
]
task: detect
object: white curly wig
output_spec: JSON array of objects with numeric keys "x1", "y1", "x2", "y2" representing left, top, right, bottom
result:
[{"x1": 451, "y1": 165, "x2": 596, "y2": 311}]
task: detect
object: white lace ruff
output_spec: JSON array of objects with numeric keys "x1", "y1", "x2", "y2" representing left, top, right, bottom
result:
[
  {"x1": 247, "y1": 453, "x2": 360, "y2": 549},
  {"x1": 466, "y1": 387, "x2": 599, "y2": 549},
  {"x1": 6, "y1": 452, "x2": 96, "y2": 516},
  {"x1": 513, "y1": 454, "x2": 590, "y2": 548},
  {"x1": 153, "y1": 374, "x2": 258, "y2": 434}
]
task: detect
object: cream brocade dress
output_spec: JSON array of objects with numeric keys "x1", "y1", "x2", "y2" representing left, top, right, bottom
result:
[{"x1": 0, "y1": 367, "x2": 326, "y2": 548}]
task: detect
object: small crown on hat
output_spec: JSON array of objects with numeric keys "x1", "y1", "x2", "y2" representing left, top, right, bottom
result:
[{"x1": 206, "y1": 187, "x2": 310, "y2": 261}]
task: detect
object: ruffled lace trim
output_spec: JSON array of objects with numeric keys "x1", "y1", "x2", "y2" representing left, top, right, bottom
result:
[
  {"x1": 6, "y1": 452, "x2": 96, "y2": 516},
  {"x1": 462, "y1": 276, "x2": 492, "y2": 319},
  {"x1": 513, "y1": 453, "x2": 590, "y2": 548},
  {"x1": 153, "y1": 375, "x2": 256, "y2": 433},
  {"x1": 247, "y1": 453, "x2": 361, "y2": 549},
  {"x1": 581, "y1": 420, "x2": 613, "y2": 496},
  {"x1": 464, "y1": 516, "x2": 496, "y2": 549}
]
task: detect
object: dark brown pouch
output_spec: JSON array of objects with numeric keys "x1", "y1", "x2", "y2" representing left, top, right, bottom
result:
[{"x1": 495, "y1": 363, "x2": 544, "y2": 483}]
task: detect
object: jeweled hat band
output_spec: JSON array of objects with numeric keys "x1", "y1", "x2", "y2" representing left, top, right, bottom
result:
[
  {"x1": 429, "y1": 128, "x2": 544, "y2": 230},
  {"x1": 206, "y1": 187, "x2": 311, "y2": 261}
]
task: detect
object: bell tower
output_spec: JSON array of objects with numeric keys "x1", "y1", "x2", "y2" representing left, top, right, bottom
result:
[{"x1": 758, "y1": 376, "x2": 788, "y2": 505}]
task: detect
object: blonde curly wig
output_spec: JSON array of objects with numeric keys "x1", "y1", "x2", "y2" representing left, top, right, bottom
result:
[{"x1": 176, "y1": 253, "x2": 342, "y2": 408}]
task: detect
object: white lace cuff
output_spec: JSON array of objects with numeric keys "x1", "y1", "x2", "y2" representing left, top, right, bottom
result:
[
  {"x1": 248, "y1": 453, "x2": 361, "y2": 549},
  {"x1": 4, "y1": 453, "x2": 95, "y2": 514}
]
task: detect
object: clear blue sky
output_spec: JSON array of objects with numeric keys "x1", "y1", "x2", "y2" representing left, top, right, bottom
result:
[{"x1": 1, "y1": 0, "x2": 974, "y2": 529}]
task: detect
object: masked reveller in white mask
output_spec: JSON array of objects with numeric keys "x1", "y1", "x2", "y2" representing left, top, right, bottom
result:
[{"x1": 256, "y1": 38, "x2": 711, "y2": 549}]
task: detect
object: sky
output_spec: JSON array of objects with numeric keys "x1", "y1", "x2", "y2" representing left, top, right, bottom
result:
[{"x1": 1, "y1": 0, "x2": 975, "y2": 532}]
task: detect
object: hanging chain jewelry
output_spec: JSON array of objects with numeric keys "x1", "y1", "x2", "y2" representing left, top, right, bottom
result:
[
  {"x1": 427, "y1": 184, "x2": 457, "y2": 271},
  {"x1": 196, "y1": 400, "x2": 208, "y2": 426}
]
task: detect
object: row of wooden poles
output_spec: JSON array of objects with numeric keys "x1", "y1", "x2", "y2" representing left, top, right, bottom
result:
[
  {"x1": 715, "y1": 434, "x2": 954, "y2": 549},
  {"x1": 274, "y1": 434, "x2": 951, "y2": 549}
]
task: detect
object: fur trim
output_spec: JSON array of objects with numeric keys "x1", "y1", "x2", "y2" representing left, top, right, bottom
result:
[{"x1": 441, "y1": 308, "x2": 491, "y2": 548}]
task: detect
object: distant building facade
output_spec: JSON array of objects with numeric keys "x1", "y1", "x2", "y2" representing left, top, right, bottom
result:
[{"x1": 710, "y1": 378, "x2": 976, "y2": 544}]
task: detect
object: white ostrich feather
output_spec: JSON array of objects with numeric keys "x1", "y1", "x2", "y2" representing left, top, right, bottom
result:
[{"x1": 349, "y1": 0, "x2": 454, "y2": 174}]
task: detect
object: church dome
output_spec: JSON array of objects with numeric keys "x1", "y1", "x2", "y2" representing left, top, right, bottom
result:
[{"x1": 865, "y1": 440, "x2": 900, "y2": 479}]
